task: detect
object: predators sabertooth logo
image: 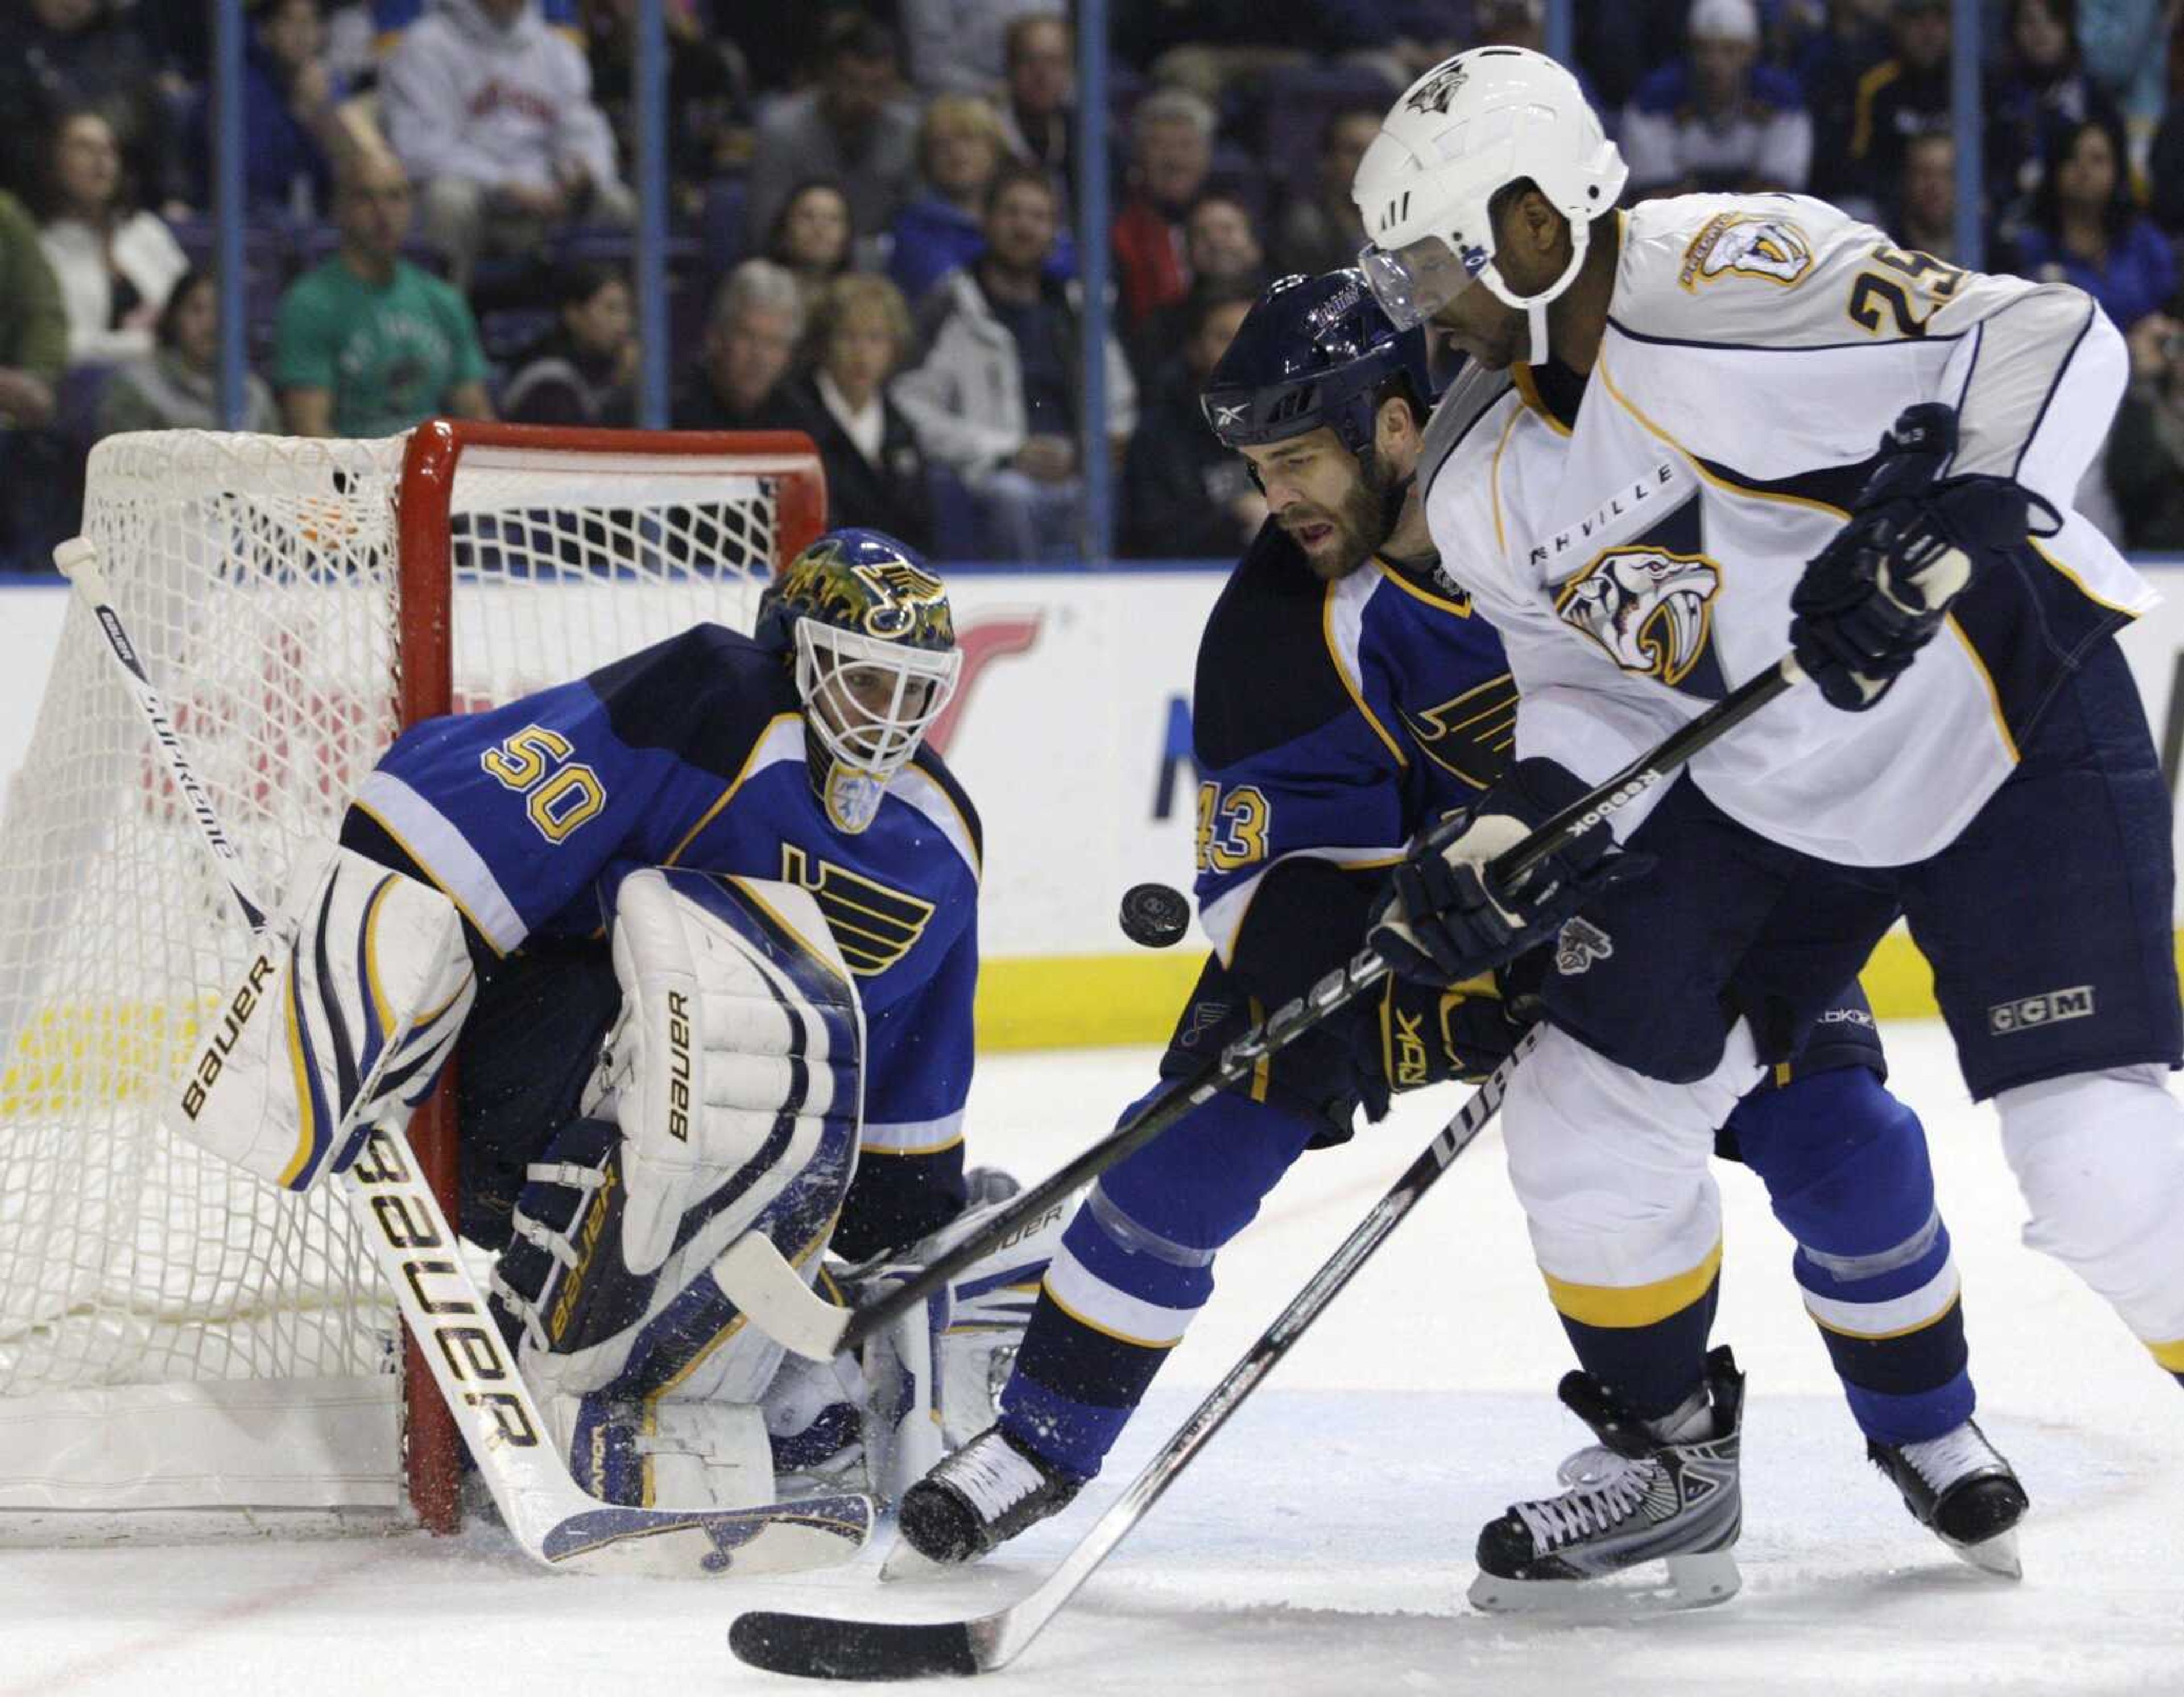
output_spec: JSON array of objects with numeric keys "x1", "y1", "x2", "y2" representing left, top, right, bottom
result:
[
  {"x1": 1557, "y1": 546, "x2": 1723, "y2": 693},
  {"x1": 1679, "y1": 212, "x2": 1815, "y2": 291},
  {"x1": 1405, "y1": 60, "x2": 1468, "y2": 116},
  {"x1": 781, "y1": 844, "x2": 934, "y2": 975}
]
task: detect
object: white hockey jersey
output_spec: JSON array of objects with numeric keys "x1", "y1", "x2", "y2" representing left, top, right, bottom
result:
[{"x1": 1420, "y1": 192, "x2": 2153, "y2": 867}]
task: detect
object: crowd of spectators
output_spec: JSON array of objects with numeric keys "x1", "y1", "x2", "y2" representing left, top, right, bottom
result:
[{"x1": 10, "y1": 0, "x2": 2184, "y2": 568}]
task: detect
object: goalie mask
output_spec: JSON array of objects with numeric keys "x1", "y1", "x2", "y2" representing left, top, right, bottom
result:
[{"x1": 755, "y1": 528, "x2": 963, "y2": 835}]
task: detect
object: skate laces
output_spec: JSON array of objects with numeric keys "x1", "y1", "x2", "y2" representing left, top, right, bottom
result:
[
  {"x1": 936, "y1": 1432, "x2": 1049, "y2": 1523},
  {"x1": 1898, "y1": 1423, "x2": 1999, "y2": 1493},
  {"x1": 1515, "y1": 1446, "x2": 1656, "y2": 1549}
]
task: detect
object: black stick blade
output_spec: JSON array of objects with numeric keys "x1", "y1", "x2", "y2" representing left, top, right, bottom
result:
[{"x1": 728, "y1": 1611, "x2": 981, "y2": 1681}]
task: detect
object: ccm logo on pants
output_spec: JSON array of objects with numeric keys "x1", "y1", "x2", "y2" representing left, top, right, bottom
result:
[{"x1": 1989, "y1": 986, "x2": 2096, "y2": 1034}]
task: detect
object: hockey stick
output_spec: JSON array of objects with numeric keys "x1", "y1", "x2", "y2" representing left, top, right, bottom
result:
[
  {"x1": 717, "y1": 655, "x2": 1808, "y2": 1364},
  {"x1": 54, "y1": 536, "x2": 875, "y2": 1578},
  {"x1": 727, "y1": 1025, "x2": 1539, "y2": 1679}
]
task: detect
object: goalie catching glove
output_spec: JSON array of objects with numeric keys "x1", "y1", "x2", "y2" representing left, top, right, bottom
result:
[
  {"x1": 1368, "y1": 759, "x2": 1653, "y2": 987},
  {"x1": 170, "y1": 844, "x2": 474, "y2": 1191},
  {"x1": 1789, "y1": 403, "x2": 2045, "y2": 712}
]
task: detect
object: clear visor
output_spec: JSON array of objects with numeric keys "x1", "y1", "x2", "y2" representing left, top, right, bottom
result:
[
  {"x1": 1358, "y1": 233, "x2": 1484, "y2": 331},
  {"x1": 795, "y1": 620, "x2": 963, "y2": 783}
]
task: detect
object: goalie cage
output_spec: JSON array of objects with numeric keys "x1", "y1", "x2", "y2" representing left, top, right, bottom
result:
[{"x1": 0, "y1": 422, "x2": 825, "y2": 1541}]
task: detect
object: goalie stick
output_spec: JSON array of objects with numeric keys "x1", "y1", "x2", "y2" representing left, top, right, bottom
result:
[
  {"x1": 715, "y1": 653, "x2": 1810, "y2": 1365},
  {"x1": 55, "y1": 535, "x2": 875, "y2": 1578},
  {"x1": 727, "y1": 1025, "x2": 1540, "y2": 1679}
]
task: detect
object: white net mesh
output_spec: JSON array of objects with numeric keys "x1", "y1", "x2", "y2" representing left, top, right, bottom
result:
[{"x1": 0, "y1": 429, "x2": 788, "y2": 1490}]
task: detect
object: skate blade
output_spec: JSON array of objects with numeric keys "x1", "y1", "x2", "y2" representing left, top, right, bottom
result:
[
  {"x1": 1468, "y1": 1549, "x2": 1742, "y2": 1616},
  {"x1": 1945, "y1": 1526, "x2": 2022, "y2": 1581}
]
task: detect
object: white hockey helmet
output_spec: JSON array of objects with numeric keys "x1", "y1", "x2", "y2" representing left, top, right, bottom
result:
[{"x1": 1350, "y1": 48, "x2": 1625, "y2": 360}]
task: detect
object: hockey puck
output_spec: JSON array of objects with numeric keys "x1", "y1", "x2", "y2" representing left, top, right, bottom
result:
[{"x1": 1119, "y1": 883, "x2": 1190, "y2": 949}]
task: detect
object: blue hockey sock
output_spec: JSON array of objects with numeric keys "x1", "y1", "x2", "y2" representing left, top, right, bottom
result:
[{"x1": 1728, "y1": 1065, "x2": 1972, "y2": 1445}]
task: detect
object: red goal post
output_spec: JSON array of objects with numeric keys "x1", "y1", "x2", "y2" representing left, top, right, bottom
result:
[{"x1": 0, "y1": 421, "x2": 826, "y2": 1539}]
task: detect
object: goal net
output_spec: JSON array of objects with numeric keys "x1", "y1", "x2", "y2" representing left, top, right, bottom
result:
[{"x1": 0, "y1": 423, "x2": 824, "y2": 1533}]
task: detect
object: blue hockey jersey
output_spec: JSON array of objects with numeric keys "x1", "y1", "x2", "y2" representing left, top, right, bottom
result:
[{"x1": 342, "y1": 623, "x2": 982, "y2": 1175}]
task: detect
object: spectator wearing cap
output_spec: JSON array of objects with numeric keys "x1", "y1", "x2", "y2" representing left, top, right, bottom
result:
[
  {"x1": 1110, "y1": 87, "x2": 1215, "y2": 331},
  {"x1": 778, "y1": 273, "x2": 933, "y2": 552},
  {"x1": 895, "y1": 162, "x2": 1137, "y2": 562},
  {"x1": 744, "y1": 16, "x2": 920, "y2": 247},
  {"x1": 2006, "y1": 113, "x2": 2176, "y2": 334},
  {"x1": 273, "y1": 150, "x2": 494, "y2": 437},
  {"x1": 1988, "y1": 0, "x2": 2127, "y2": 237},
  {"x1": 901, "y1": 0, "x2": 1065, "y2": 98},
  {"x1": 499, "y1": 261, "x2": 635, "y2": 426},
  {"x1": 1622, "y1": 0, "x2": 1812, "y2": 196},
  {"x1": 381, "y1": 0, "x2": 635, "y2": 289},
  {"x1": 1818, "y1": 0, "x2": 1953, "y2": 217},
  {"x1": 673, "y1": 258, "x2": 801, "y2": 431},
  {"x1": 998, "y1": 13, "x2": 1074, "y2": 191},
  {"x1": 1273, "y1": 108, "x2": 1381, "y2": 279},
  {"x1": 1120, "y1": 282, "x2": 1261, "y2": 559}
]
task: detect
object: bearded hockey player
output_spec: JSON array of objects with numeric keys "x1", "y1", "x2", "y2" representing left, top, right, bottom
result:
[
  {"x1": 892, "y1": 272, "x2": 2024, "y2": 1604},
  {"x1": 1353, "y1": 47, "x2": 2184, "y2": 1593},
  {"x1": 172, "y1": 528, "x2": 1059, "y2": 1517}
]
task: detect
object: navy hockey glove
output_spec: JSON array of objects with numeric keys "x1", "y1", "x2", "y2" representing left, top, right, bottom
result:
[
  {"x1": 1367, "y1": 759, "x2": 1654, "y2": 985},
  {"x1": 1790, "y1": 403, "x2": 2037, "y2": 712},
  {"x1": 1375, "y1": 954, "x2": 1545, "y2": 1092}
]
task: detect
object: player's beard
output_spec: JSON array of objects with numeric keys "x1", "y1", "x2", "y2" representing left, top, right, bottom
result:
[{"x1": 1287, "y1": 455, "x2": 1396, "y2": 581}]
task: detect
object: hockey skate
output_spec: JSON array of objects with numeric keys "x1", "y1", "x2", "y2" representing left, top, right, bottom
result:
[
  {"x1": 1469, "y1": 1345, "x2": 1745, "y2": 1614},
  {"x1": 894, "y1": 1423, "x2": 1084, "y2": 1568},
  {"x1": 1867, "y1": 1419, "x2": 2029, "y2": 1579}
]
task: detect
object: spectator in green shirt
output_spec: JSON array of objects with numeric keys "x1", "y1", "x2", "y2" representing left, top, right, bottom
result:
[{"x1": 274, "y1": 150, "x2": 494, "y2": 437}]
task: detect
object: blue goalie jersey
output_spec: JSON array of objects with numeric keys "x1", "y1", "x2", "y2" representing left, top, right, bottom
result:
[{"x1": 338, "y1": 622, "x2": 982, "y2": 1258}]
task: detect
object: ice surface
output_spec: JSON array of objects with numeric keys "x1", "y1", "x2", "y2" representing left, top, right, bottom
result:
[{"x1": 5, "y1": 1027, "x2": 2178, "y2": 1695}]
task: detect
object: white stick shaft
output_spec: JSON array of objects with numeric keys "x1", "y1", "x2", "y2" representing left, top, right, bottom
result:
[
  {"x1": 55, "y1": 535, "x2": 872, "y2": 1575},
  {"x1": 54, "y1": 536, "x2": 272, "y2": 935}
]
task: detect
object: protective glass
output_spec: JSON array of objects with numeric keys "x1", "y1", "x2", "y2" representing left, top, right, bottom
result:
[
  {"x1": 1358, "y1": 233, "x2": 1483, "y2": 331},
  {"x1": 795, "y1": 620, "x2": 963, "y2": 782}
]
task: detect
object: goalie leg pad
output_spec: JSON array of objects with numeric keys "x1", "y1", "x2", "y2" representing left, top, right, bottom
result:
[
  {"x1": 489, "y1": 870, "x2": 865, "y2": 1509},
  {"x1": 172, "y1": 844, "x2": 474, "y2": 1191},
  {"x1": 587, "y1": 868, "x2": 864, "y2": 1276},
  {"x1": 857, "y1": 1170, "x2": 1071, "y2": 1505}
]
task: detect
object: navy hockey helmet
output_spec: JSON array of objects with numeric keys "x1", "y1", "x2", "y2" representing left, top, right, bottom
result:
[
  {"x1": 754, "y1": 527, "x2": 962, "y2": 834},
  {"x1": 1198, "y1": 269, "x2": 1437, "y2": 460}
]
